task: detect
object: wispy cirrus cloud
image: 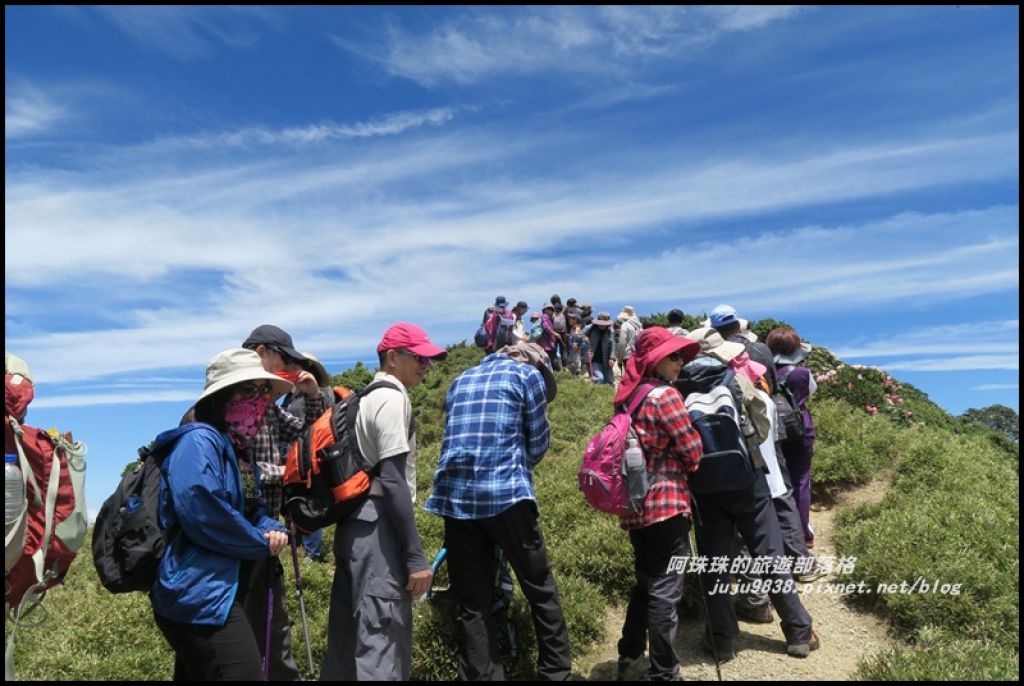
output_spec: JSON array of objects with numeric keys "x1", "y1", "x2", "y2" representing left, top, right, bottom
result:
[
  {"x1": 5, "y1": 83, "x2": 68, "y2": 139},
  {"x1": 91, "y1": 6, "x2": 281, "y2": 61},
  {"x1": 333, "y1": 6, "x2": 803, "y2": 86},
  {"x1": 148, "y1": 107, "x2": 456, "y2": 150},
  {"x1": 972, "y1": 384, "x2": 1020, "y2": 391}
]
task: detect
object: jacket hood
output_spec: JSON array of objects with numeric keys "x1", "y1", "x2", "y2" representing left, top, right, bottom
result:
[{"x1": 151, "y1": 423, "x2": 220, "y2": 457}]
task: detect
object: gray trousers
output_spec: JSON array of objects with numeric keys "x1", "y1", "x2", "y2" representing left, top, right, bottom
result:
[
  {"x1": 693, "y1": 491, "x2": 813, "y2": 652},
  {"x1": 242, "y1": 556, "x2": 300, "y2": 681},
  {"x1": 735, "y1": 449, "x2": 814, "y2": 611},
  {"x1": 321, "y1": 498, "x2": 413, "y2": 681}
]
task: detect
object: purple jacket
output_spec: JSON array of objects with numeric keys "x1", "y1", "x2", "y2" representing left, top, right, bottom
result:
[{"x1": 777, "y1": 364, "x2": 816, "y2": 439}]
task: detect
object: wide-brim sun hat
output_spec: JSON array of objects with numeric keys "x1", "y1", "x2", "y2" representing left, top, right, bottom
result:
[
  {"x1": 614, "y1": 327, "x2": 700, "y2": 406},
  {"x1": 300, "y1": 352, "x2": 332, "y2": 388},
  {"x1": 497, "y1": 341, "x2": 558, "y2": 402},
  {"x1": 687, "y1": 327, "x2": 747, "y2": 363},
  {"x1": 198, "y1": 348, "x2": 293, "y2": 402}
]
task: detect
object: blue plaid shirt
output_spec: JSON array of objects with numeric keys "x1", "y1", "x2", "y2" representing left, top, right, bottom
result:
[{"x1": 424, "y1": 354, "x2": 551, "y2": 520}]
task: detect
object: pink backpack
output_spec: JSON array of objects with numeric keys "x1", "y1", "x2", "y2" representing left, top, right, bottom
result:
[{"x1": 578, "y1": 383, "x2": 659, "y2": 515}]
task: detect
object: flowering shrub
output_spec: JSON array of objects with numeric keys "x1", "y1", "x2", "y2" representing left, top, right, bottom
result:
[{"x1": 812, "y1": 360, "x2": 916, "y2": 426}]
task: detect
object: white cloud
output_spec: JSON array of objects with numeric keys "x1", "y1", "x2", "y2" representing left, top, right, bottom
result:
[
  {"x1": 880, "y1": 355, "x2": 1019, "y2": 372},
  {"x1": 5, "y1": 84, "x2": 67, "y2": 139},
  {"x1": 833, "y1": 321, "x2": 1019, "y2": 359},
  {"x1": 31, "y1": 390, "x2": 200, "y2": 409},
  {"x1": 972, "y1": 384, "x2": 1020, "y2": 391},
  {"x1": 333, "y1": 6, "x2": 803, "y2": 86},
  {"x1": 93, "y1": 6, "x2": 280, "y2": 61}
]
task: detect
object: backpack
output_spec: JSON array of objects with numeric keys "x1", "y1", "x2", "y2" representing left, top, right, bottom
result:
[
  {"x1": 493, "y1": 312, "x2": 517, "y2": 350},
  {"x1": 5, "y1": 354, "x2": 87, "y2": 678},
  {"x1": 91, "y1": 442, "x2": 171, "y2": 594},
  {"x1": 474, "y1": 307, "x2": 495, "y2": 348},
  {"x1": 551, "y1": 311, "x2": 567, "y2": 335},
  {"x1": 529, "y1": 321, "x2": 544, "y2": 343},
  {"x1": 684, "y1": 370, "x2": 757, "y2": 495},
  {"x1": 774, "y1": 367, "x2": 806, "y2": 442},
  {"x1": 282, "y1": 381, "x2": 403, "y2": 534},
  {"x1": 578, "y1": 383, "x2": 660, "y2": 515}
]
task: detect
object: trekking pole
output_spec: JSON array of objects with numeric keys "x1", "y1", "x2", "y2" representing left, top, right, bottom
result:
[
  {"x1": 264, "y1": 561, "x2": 274, "y2": 681},
  {"x1": 689, "y1": 498, "x2": 723, "y2": 682},
  {"x1": 287, "y1": 518, "x2": 317, "y2": 680},
  {"x1": 426, "y1": 547, "x2": 447, "y2": 600}
]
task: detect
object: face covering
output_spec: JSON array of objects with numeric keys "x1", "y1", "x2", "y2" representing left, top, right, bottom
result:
[
  {"x1": 274, "y1": 369, "x2": 302, "y2": 384},
  {"x1": 224, "y1": 396, "x2": 267, "y2": 448}
]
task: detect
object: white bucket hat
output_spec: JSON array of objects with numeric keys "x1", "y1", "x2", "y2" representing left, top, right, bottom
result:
[
  {"x1": 687, "y1": 327, "x2": 747, "y2": 363},
  {"x1": 774, "y1": 342, "x2": 813, "y2": 366},
  {"x1": 198, "y1": 348, "x2": 293, "y2": 402}
]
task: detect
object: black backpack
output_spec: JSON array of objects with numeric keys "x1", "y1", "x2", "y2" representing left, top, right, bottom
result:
[
  {"x1": 283, "y1": 381, "x2": 412, "y2": 533},
  {"x1": 774, "y1": 366, "x2": 806, "y2": 441},
  {"x1": 683, "y1": 370, "x2": 759, "y2": 495},
  {"x1": 92, "y1": 442, "x2": 173, "y2": 593}
]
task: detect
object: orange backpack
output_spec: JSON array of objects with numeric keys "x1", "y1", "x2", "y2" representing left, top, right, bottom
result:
[{"x1": 282, "y1": 381, "x2": 401, "y2": 533}]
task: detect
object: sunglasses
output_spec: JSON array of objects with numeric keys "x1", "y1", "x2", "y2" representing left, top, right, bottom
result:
[
  {"x1": 396, "y1": 349, "x2": 434, "y2": 366},
  {"x1": 665, "y1": 351, "x2": 687, "y2": 362},
  {"x1": 235, "y1": 382, "x2": 273, "y2": 400}
]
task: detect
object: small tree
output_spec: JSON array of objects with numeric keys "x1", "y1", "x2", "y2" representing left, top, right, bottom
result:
[{"x1": 960, "y1": 405, "x2": 1019, "y2": 443}]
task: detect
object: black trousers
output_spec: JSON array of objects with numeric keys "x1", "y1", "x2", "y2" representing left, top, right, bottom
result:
[
  {"x1": 693, "y1": 490, "x2": 813, "y2": 652},
  {"x1": 444, "y1": 500, "x2": 572, "y2": 681},
  {"x1": 154, "y1": 602, "x2": 264, "y2": 681},
  {"x1": 618, "y1": 514, "x2": 690, "y2": 681}
]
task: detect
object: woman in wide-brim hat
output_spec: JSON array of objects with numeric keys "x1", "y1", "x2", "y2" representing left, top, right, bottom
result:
[
  {"x1": 611, "y1": 328, "x2": 705, "y2": 682},
  {"x1": 150, "y1": 348, "x2": 292, "y2": 681}
]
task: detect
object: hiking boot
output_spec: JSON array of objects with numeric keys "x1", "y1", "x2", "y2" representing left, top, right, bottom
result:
[
  {"x1": 786, "y1": 630, "x2": 821, "y2": 658},
  {"x1": 617, "y1": 654, "x2": 644, "y2": 681},
  {"x1": 701, "y1": 638, "x2": 736, "y2": 663},
  {"x1": 735, "y1": 603, "x2": 773, "y2": 624}
]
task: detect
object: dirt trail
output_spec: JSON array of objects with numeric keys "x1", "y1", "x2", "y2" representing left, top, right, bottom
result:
[{"x1": 578, "y1": 480, "x2": 894, "y2": 681}]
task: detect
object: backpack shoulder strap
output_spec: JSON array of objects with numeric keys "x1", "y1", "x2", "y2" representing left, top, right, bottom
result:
[
  {"x1": 778, "y1": 365, "x2": 797, "y2": 388},
  {"x1": 622, "y1": 382, "x2": 663, "y2": 417}
]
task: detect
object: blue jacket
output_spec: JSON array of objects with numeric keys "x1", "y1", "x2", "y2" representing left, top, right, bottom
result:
[{"x1": 149, "y1": 423, "x2": 284, "y2": 626}]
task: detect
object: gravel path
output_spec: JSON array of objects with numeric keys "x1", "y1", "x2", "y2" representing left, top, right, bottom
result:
[{"x1": 578, "y1": 480, "x2": 895, "y2": 681}]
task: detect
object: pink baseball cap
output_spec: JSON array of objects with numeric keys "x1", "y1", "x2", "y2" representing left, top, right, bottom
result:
[{"x1": 377, "y1": 323, "x2": 448, "y2": 359}]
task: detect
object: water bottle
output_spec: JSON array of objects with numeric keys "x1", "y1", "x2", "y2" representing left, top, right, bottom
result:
[
  {"x1": 623, "y1": 438, "x2": 648, "y2": 513},
  {"x1": 5, "y1": 453, "x2": 25, "y2": 528}
]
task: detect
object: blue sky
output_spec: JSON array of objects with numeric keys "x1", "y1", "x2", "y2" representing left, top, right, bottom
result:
[{"x1": 6, "y1": 6, "x2": 1019, "y2": 520}]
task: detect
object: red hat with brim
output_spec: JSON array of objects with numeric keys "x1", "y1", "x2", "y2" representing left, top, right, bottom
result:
[
  {"x1": 377, "y1": 323, "x2": 448, "y2": 359},
  {"x1": 614, "y1": 327, "x2": 700, "y2": 406}
]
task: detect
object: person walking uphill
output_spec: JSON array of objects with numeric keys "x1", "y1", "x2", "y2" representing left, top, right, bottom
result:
[
  {"x1": 425, "y1": 341, "x2": 572, "y2": 681},
  {"x1": 150, "y1": 348, "x2": 292, "y2": 681},
  {"x1": 321, "y1": 323, "x2": 447, "y2": 681},
  {"x1": 613, "y1": 328, "x2": 703, "y2": 682}
]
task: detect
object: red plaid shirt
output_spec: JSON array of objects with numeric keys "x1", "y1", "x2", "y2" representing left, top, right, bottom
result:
[{"x1": 619, "y1": 382, "x2": 703, "y2": 531}]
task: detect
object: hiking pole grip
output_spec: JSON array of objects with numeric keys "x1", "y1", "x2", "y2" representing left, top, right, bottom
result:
[{"x1": 688, "y1": 498, "x2": 723, "y2": 682}]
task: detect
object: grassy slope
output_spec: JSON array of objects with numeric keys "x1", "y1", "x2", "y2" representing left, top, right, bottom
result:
[{"x1": 6, "y1": 340, "x2": 1019, "y2": 680}]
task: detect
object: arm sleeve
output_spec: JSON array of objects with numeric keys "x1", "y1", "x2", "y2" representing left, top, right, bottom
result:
[
  {"x1": 165, "y1": 432, "x2": 281, "y2": 560},
  {"x1": 377, "y1": 453, "x2": 429, "y2": 575},
  {"x1": 522, "y1": 368, "x2": 551, "y2": 463},
  {"x1": 656, "y1": 389, "x2": 703, "y2": 474}
]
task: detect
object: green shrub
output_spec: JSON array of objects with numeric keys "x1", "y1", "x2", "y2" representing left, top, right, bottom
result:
[
  {"x1": 807, "y1": 397, "x2": 901, "y2": 495},
  {"x1": 856, "y1": 626, "x2": 1019, "y2": 681}
]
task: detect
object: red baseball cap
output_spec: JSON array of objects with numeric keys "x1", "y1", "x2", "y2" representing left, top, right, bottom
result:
[{"x1": 377, "y1": 323, "x2": 448, "y2": 359}]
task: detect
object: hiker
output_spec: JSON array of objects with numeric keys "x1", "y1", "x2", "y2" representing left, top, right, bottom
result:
[
  {"x1": 709, "y1": 305, "x2": 778, "y2": 394},
  {"x1": 614, "y1": 306, "x2": 642, "y2": 386},
  {"x1": 677, "y1": 329, "x2": 819, "y2": 662},
  {"x1": 512, "y1": 301, "x2": 530, "y2": 343},
  {"x1": 551, "y1": 300, "x2": 571, "y2": 371},
  {"x1": 240, "y1": 324, "x2": 327, "y2": 679},
  {"x1": 766, "y1": 327, "x2": 819, "y2": 551},
  {"x1": 320, "y1": 323, "x2": 446, "y2": 681},
  {"x1": 278, "y1": 352, "x2": 336, "y2": 562},
  {"x1": 565, "y1": 298, "x2": 582, "y2": 327},
  {"x1": 484, "y1": 296, "x2": 514, "y2": 354},
  {"x1": 585, "y1": 311, "x2": 616, "y2": 385},
  {"x1": 579, "y1": 303, "x2": 594, "y2": 327},
  {"x1": 566, "y1": 313, "x2": 588, "y2": 377},
  {"x1": 538, "y1": 302, "x2": 562, "y2": 371},
  {"x1": 611, "y1": 328, "x2": 703, "y2": 682},
  {"x1": 425, "y1": 341, "x2": 572, "y2": 681},
  {"x1": 666, "y1": 309, "x2": 690, "y2": 337},
  {"x1": 150, "y1": 348, "x2": 292, "y2": 681}
]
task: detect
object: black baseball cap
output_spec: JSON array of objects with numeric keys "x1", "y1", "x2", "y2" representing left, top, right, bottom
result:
[{"x1": 242, "y1": 325, "x2": 306, "y2": 363}]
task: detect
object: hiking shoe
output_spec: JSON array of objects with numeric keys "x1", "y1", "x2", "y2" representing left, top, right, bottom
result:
[
  {"x1": 735, "y1": 603, "x2": 773, "y2": 624},
  {"x1": 617, "y1": 654, "x2": 644, "y2": 681},
  {"x1": 786, "y1": 630, "x2": 821, "y2": 658},
  {"x1": 701, "y1": 638, "x2": 736, "y2": 663}
]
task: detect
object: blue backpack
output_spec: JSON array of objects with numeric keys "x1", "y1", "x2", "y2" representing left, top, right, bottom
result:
[{"x1": 683, "y1": 370, "x2": 757, "y2": 495}]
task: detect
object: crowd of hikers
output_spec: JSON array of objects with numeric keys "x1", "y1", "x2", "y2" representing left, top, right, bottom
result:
[{"x1": 5, "y1": 297, "x2": 823, "y2": 682}]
